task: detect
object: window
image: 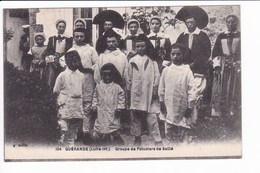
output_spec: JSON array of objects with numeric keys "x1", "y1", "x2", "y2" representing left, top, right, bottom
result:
[
  {"x1": 73, "y1": 8, "x2": 107, "y2": 46},
  {"x1": 81, "y1": 8, "x2": 92, "y2": 18},
  {"x1": 9, "y1": 9, "x2": 29, "y2": 18},
  {"x1": 81, "y1": 8, "x2": 92, "y2": 44}
]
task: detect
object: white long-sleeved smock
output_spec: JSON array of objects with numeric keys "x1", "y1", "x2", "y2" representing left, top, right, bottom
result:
[
  {"x1": 53, "y1": 68, "x2": 84, "y2": 119},
  {"x1": 158, "y1": 64, "x2": 197, "y2": 125}
]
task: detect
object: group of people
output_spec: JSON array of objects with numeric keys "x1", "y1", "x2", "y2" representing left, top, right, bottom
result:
[{"x1": 20, "y1": 8, "x2": 241, "y2": 147}]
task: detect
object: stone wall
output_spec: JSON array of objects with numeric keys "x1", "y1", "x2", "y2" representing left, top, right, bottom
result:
[{"x1": 4, "y1": 9, "x2": 29, "y2": 68}]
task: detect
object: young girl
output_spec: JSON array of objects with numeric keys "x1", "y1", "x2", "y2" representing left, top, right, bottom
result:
[
  {"x1": 74, "y1": 18, "x2": 86, "y2": 29},
  {"x1": 158, "y1": 43, "x2": 197, "y2": 144},
  {"x1": 128, "y1": 34, "x2": 162, "y2": 146},
  {"x1": 92, "y1": 63, "x2": 125, "y2": 146},
  {"x1": 147, "y1": 16, "x2": 171, "y2": 73},
  {"x1": 28, "y1": 33, "x2": 47, "y2": 79},
  {"x1": 53, "y1": 50, "x2": 84, "y2": 146},
  {"x1": 119, "y1": 19, "x2": 141, "y2": 60}
]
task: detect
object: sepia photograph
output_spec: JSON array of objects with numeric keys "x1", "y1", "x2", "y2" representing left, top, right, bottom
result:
[{"x1": 3, "y1": 3, "x2": 242, "y2": 161}]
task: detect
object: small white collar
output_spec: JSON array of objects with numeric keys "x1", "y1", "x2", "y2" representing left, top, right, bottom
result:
[
  {"x1": 104, "y1": 48, "x2": 121, "y2": 55},
  {"x1": 73, "y1": 43, "x2": 88, "y2": 48},
  {"x1": 224, "y1": 30, "x2": 238, "y2": 34},
  {"x1": 56, "y1": 32, "x2": 70, "y2": 37},
  {"x1": 170, "y1": 63, "x2": 190, "y2": 69},
  {"x1": 65, "y1": 68, "x2": 80, "y2": 74},
  {"x1": 147, "y1": 31, "x2": 165, "y2": 38},
  {"x1": 122, "y1": 34, "x2": 139, "y2": 39},
  {"x1": 184, "y1": 27, "x2": 201, "y2": 35}
]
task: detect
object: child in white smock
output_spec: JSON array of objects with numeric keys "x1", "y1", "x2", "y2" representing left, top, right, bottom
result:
[
  {"x1": 92, "y1": 63, "x2": 125, "y2": 146},
  {"x1": 53, "y1": 50, "x2": 84, "y2": 146},
  {"x1": 128, "y1": 34, "x2": 162, "y2": 146},
  {"x1": 158, "y1": 43, "x2": 197, "y2": 144}
]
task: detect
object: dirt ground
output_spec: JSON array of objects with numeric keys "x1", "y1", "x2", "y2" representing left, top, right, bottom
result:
[
  {"x1": 5, "y1": 106, "x2": 241, "y2": 148},
  {"x1": 72, "y1": 107, "x2": 241, "y2": 147}
]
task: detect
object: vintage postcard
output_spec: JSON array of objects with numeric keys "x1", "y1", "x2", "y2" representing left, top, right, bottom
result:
[{"x1": 3, "y1": 4, "x2": 241, "y2": 161}]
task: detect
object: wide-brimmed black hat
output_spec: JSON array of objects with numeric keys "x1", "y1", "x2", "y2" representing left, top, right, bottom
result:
[
  {"x1": 175, "y1": 6, "x2": 208, "y2": 29},
  {"x1": 93, "y1": 10, "x2": 125, "y2": 29}
]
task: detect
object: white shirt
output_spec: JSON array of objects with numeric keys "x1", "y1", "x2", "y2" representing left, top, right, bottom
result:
[
  {"x1": 60, "y1": 44, "x2": 98, "y2": 69},
  {"x1": 53, "y1": 68, "x2": 84, "y2": 119},
  {"x1": 53, "y1": 68, "x2": 84, "y2": 97},
  {"x1": 94, "y1": 48, "x2": 128, "y2": 84},
  {"x1": 158, "y1": 63, "x2": 197, "y2": 124}
]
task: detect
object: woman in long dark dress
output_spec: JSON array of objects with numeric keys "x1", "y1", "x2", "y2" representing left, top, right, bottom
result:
[
  {"x1": 211, "y1": 15, "x2": 241, "y2": 117},
  {"x1": 43, "y1": 19, "x2": 73, "y2": 89}
]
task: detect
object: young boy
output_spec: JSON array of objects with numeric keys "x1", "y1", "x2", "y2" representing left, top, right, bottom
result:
[
  {"x1": 128, "y1": 34, "x2": 162, "y2": 146},
  {"x1": 28, "y1": 32, "x2": 47, "y2": 79},
  {"x1": 94, "y1": 29, "x2": 128, "y2": 88},
  {"x1": 158, "y1": 43, "x2": 197, "y2": 144},
  {"x1": 60, "y1": 28, "x2": 98, "y2": 145},
  {"x1": 53, "y1": 50, "x2": 85, "y2": 146},
  {"x1": 92, "y1": 63, "x2": 125, "y2": 146},
  {"x1": 96, "y1": 20, "x2": 114, "y2": 55}
]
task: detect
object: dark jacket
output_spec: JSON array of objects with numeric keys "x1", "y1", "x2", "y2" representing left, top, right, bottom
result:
[
  {"x1": 45, "y1": 35, "x2": 73, "y2": 56},
  {"x1": 212, "y1": 31, "x2": 240, "y2": 62},
  {"x1": 176, "y1": 30, "x2": 211, "y2": 74},
  {"x1": 118, "y1": 35, "x2": 138, "y2": 52}
]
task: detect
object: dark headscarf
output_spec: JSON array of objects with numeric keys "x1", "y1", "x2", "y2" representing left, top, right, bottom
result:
[
  {"x1": 100, "y1": 63, "x2": 123, "y2": 88},
  {"x1": 65, "y1": 50, "x2": 80, "y2": 62},
  {"x1": 135, "y1": 34, "x2": 157, "y2": 61},
  {"x1": 96, "y1": 29, "x2": 122, "y2": 54},
  {"x1": 103, "y1": 28, "x2": 121, "y2": 41}
]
